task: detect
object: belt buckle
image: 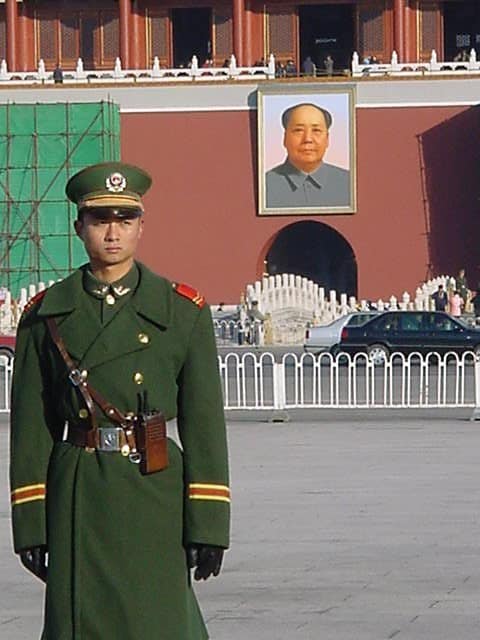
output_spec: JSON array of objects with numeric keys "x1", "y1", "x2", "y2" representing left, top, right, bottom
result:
[{"x1": 98, "y1": 427, "x2": 122, "y2": 452}]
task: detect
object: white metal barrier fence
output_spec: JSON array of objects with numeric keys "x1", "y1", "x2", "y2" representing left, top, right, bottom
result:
[
  {"x1": 219, "y1": 351, "x2": 480, "y2": 410},
  {"x1": 0, "y1": 355, "x2": 13, "y2": 413},
  {"x1": 1, "y1": 352, "x2": 479, "y2": 413}
]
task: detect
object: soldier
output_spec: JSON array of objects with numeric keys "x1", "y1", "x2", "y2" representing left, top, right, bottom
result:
[{"x1": 9, "y1": 162, "x2": 230, "y2": 639}]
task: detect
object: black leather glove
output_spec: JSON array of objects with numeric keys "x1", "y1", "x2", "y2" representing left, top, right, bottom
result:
[
  {"x1": 19, "y1": 545, "x2": 48, "y2": 583},
  {"x1": 186, "y1": 544, "x2": 224, "y2": 581}
]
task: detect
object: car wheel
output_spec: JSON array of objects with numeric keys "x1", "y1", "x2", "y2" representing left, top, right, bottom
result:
[
  {"x1": 330, "y1": 344, "x2": 349, "y2": 364},
  {"x1": 330, "y1": 344, "x2": 340, "y2": 357},
  {"x1": 367, "y1": 343, "x2": 389, "y2": 365}
]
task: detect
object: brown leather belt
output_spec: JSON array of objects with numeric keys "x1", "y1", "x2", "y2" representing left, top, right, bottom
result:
[{"x1": 66, "y1": 424, "x2": 130, "y2": 453}]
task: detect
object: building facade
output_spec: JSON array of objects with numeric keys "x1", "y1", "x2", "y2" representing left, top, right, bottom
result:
[
  {"x1": 0, "y1": 1, "x2": 479, "y2": 72},
  {"x1": 0, "y1": 2, "x2": 479, "y2": 302}
]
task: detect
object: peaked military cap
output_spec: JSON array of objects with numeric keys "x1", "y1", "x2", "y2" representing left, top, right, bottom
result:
[{"x1": 66, "y1": 162, "x2": 152, "y2": 218}]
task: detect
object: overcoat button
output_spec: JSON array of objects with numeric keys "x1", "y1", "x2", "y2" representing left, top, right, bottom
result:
[
  {"x1": 105, "y1": 294, "x2": 115, "y2": 305},
  {"x1": 134, "y1": 372, "x2": 144, "y2": 384},
  {"x1": 79, "y1": 408, "x2": 89, "y2": 419},
  {"x1": 138, "y1": 333, "x2": 150, "y2": 344}
]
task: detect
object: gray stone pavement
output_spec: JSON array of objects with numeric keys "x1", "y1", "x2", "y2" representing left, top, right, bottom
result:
[{"x1": 1, "y1": 410, "x2": 480, "y2": 639}]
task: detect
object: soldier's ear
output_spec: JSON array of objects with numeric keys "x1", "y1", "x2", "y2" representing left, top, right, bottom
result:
[{"x1": 74, "y1": 218, "x2": 84, "y2": 239}]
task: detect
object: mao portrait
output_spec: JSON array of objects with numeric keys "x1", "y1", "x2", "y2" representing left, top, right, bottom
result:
[{"x1": 258, "y1": 89, "x2": 356, "y2": 215}]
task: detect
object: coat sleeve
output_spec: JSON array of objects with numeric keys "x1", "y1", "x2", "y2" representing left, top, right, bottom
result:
[
  {"x1": 176, "y1": 303, "x2": 230, "y2": 549},
  {"x1": 10, "y1": 313, "x2": 55, "y2": 553}
]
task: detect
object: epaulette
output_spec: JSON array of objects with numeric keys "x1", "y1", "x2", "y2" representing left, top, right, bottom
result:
[
  {"x1": 173, "y1": 282, "x2": 206, "y2": 309},
  {"x1": 21, "y1": 290, "x2": 47, "y2": 316}
]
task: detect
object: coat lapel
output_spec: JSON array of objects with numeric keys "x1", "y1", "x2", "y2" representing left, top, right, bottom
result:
[{"x1": 37, "y1": 269, "x2": 103, "y2": 362}]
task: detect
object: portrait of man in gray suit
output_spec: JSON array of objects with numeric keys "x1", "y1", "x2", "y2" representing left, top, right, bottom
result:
[{"x1": 265, "y1": 102, "x2": 351, "y2": 210}]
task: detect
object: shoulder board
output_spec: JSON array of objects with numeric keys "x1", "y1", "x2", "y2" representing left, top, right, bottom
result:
[
  {"x1": 173, "y1": 283, "x2": 206, "y2": 309},
  {"x1": 22, "y1": 290, "x2": 47, "y2": 316}
]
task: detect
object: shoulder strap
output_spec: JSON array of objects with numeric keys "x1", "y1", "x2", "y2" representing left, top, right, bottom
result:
[
  {"x1": 22, "y1": 289, "x2": 47, "y2": 317},
  {"x1": 45, "y1": 317, "x2": 127, "y2": 436},
  {"x1": 174, "y1": 282, "x2": 206, "y2": 309}
]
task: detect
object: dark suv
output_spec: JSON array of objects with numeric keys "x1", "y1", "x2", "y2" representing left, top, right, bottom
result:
[{"x1": 333, "y1": 311, "x2": 480, "y2": 363}]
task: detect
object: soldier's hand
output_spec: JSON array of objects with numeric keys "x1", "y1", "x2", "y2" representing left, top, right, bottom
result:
[
  {"x1": 19, "y1": 545, "x2": 48, "y2": 583},
  {"x1": 186, "y1": 544, "x2": 224, "y2": 581}
]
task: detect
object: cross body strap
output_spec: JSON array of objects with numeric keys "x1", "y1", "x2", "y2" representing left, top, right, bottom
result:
[{"x1": 45, "y1": 317, "x2": 128, "y2": 434}]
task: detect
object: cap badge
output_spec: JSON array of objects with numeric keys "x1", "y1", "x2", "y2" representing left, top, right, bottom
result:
[{"x1": 106, "y1": 172, "x2": 127, "y2": 193}]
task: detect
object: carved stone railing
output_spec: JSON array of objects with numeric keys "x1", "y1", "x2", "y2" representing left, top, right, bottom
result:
[
  {"x1": 352, "y1": 49, "x2": 480, "y2": 77},
  {"x1": 0, "y1": 54, "x2": 276, "y2": 85}
]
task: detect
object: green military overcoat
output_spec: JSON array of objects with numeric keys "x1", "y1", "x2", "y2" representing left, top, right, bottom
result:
[{"x1": 10, "y1": 262, "x2": 230, "y2": 640}]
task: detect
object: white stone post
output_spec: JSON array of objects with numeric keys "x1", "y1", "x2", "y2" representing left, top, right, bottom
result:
[
  {"x1": 267, "y1": 54, "x2": 276, "y2": 79},
  {"x1": 352, "y1": 51, "x2": 360, "y2": 74}
]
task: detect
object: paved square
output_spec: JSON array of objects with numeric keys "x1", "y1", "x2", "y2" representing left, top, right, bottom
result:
[{"x1": 1, "y1": 410, "x2": 479, "y2": 639}]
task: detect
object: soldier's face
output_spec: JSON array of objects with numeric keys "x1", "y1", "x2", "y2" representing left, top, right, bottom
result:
[
  {"x1": 74, "y1": 212, "x2": 144, "y2": 272},
  {"x1": 283, "y1": 105, "x2": 329, "y2": 173}
]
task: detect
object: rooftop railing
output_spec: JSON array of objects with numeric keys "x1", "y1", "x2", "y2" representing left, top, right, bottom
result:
[
  {"x1": 352, "y1": 49, "x2": 480, "y2": 77},
  {"x1": 0, "y1": 49, "x2": 478, "y2": 86},
  {"x1": 0, "y1": 54, "x2": 275, "y2": 85}
]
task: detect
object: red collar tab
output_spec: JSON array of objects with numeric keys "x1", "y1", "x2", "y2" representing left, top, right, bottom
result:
[
  {"x1": 22, "y1": 289, "x2": 47, "y2": 316},
  {"x1": 174, "y1": 283, "x2": 206, "y2": 309}
]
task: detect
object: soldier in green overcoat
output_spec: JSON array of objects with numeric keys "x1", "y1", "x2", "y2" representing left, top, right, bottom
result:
[{"x1": 9, "y1": 162, "x2": 230, "y2": 639}]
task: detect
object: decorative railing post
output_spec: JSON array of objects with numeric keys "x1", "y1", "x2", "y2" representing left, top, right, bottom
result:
[
  {"x1": 190, "y1": 55, "x2": 199, "y2": 78},
  {"x1": 229, "y1": 54, "x2": 237, "y2": 77},
  {"x1": 351, "y1": 51, "x2": 360, "y2": 74},
  {"x1": 76, "y1": 57, "x2": 87, "y2": 80},
  {"x1": 152, "y1": 56, "x2": 161, "y2": 78},
  {"x1": 0, "y1": 60, "x2": 8, "y2": 80},
  {"x1": 113, "y1": 57, "x2": 123, "y2": 78},
  {"x1": 267, "y1": 54, "x2": 276, "y2": 79},
  {"x1": 391, "y1": 50, "x2": 399, "y2": 71},
  {"x1": 37, "y1": 59, "x2": 47, "y2": 80},
  {"x1": 430, "y1": 49, "x2": 440, "y2": 72}
]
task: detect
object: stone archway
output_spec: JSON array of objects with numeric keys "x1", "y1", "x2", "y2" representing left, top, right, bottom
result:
[{"x1": 265, "y1": 220, "x2": 357, "y2": 297}]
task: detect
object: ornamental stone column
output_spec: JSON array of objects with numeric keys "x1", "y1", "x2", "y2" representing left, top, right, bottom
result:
[
  {"x1": 244, "y1": 0, "x2": 253, "y2": 67},
  {"x1": 6, "y1": 0, "x2": 18, "y2": 71},
  {"x1": 18, "y1": 2, "x2": 32, "y2": 71},
  {"x1": 394, "y1": 0, "x2": 406, "y2": 62},
  {"x1": 130, "y1": 0, "x2": 141, "y2": 69},
  {"x1": 119, "y1": 0, "x2": 131, "y2": 69},
  {"x1": 233, "y1": 0, "x2": 245, "y2": 67}
]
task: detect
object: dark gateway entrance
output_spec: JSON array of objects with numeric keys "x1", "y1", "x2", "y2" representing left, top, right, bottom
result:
[
  {"x1": 444, "y1": 1, "x2": 480, "y2": 60},
  {"x1": 265, "y1": 221, "x2": 357, "y2": 297},
  {"x1": 172, "y1": 8, "x2": 212, "y2": 68},
  {"x1": 299, "y1": 4, "x2": 355, "y2": 73}
]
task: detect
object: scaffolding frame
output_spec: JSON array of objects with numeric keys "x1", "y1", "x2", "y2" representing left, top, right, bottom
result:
[{"x1": 0, "y1": 100, "x2": 120, "y2": 294}]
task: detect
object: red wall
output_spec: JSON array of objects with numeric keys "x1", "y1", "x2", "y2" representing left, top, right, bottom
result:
[{"x1": 121, "y1": 104, "x2": 480, "y2": 303}]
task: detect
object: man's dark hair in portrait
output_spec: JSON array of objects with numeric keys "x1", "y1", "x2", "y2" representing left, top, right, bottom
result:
[
  {"x1": 265, "y1": 101, "x2": 351, "y2": 209},
  {"x1": 10, "y1": 161, "x2": 230, "y2": 639}
]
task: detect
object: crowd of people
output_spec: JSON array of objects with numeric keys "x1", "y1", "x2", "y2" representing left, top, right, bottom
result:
[
  {"x1": 274, "y1": 54, "x2": 336, "y2": 78},
  {"x1": 431, "y1": 268, "x2": 480, "y2": 321}
]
